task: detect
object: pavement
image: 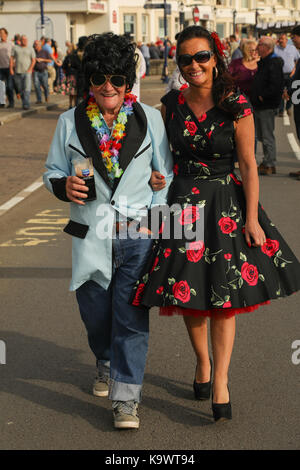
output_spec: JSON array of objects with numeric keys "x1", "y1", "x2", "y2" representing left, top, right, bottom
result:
[{"x1": 0, "y1": 91, "x2": 69, "y2": 125}]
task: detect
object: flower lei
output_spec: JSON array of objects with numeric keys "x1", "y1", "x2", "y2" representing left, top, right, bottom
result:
[
  {"x1": 86, "y1": 92, "x2": 137, "y2": 178},
  {"x1": 211, "y1": 32, "x2": 226, "y2": 57}
]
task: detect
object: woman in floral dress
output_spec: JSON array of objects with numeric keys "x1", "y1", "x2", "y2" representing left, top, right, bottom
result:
[{"x1": 132, "y1": 26, "x2": 300, "y2": 422}]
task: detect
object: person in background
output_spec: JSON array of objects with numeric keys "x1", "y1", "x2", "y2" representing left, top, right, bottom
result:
[
  {"x1": 0, "y1": 27, "x2": 14, "y2": 108},
  {"x1": 33, "y1": 39, "x2": 51, "y2": 104},
  {"x1": 149, "y1": 42, "x2": 160, "y2": 59},
  {"x1": 274, "y1": 33, "x2": 299, "y2": 117},
  {"x1": 42, "y1": 38, "x2": 57, "y2": 94},
  {"x1": 229, "y1": 34, "x2": 239, "y2": 57},
  {"x1": 10, "y1": 34, "x2": 35, "y2": 110},
  {"x1": 287, "y1": 26, "x2": 300, "y2": 180},
  {"x1": 228, "y1": 39, "x2": 259, "y2": 98},
  {"x1": 251, "y1": 36, "x2": 284, "y2": 175},
  {"x1": 138, "y1": 41, "x2": 150, "y2": 76},
  {"x1": 60, "y1": 36, "x2": 87, "y2": 108}
]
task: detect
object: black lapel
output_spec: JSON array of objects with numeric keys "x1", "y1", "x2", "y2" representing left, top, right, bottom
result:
[
  {"x1": 118, "y1": 102, "x2": 147, "y2": 173},
  {"x1": 74, "y1": 100, "x2": 111, "y2": 186},
  {"x1": 111, "y1": 102, "x2": 148, "y2": 193}
]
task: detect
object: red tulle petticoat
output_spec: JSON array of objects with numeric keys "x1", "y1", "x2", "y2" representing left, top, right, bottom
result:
[{"x1": 159, "y1": 301, "x2": 270, "y2": 319}]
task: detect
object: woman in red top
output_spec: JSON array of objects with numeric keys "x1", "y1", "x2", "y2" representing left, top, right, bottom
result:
[{"x1": 228, "y1": 39, "x2": 259, "y2": 98}]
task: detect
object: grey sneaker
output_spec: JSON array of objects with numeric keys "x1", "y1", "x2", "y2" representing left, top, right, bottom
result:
[
  {"x1": 112, "y1": 400, "x2": 139, "y2": 429},
  {"x1": 93, "y1": 376, "x2": 109, "y2": 397}
]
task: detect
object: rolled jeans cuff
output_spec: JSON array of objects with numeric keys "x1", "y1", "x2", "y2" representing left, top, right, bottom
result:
[{"x1": 109, "y1": 379, "x2": 143, "y2": 403}]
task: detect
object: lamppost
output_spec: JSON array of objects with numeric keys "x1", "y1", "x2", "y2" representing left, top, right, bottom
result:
[
  {"x1": 40, "y1": 0, "x2": 45, "y2": 37},
  {"x1": 233, "y1": 9, "x2": 237, "y2": 35}
]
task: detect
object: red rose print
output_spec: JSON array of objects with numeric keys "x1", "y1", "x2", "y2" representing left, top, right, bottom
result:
[
  {"x1": 223, "y1": 301, "x2": 232, "y2": 308},
  {"x1": 243, "y1": 108, "x2": 252, "y2": 116},
  {"x1": 220, "y1": 122, "x2": 224, "y2": 127},
  {"x1": 230, "y1": 173, "x2": 242, "y2": 185},
  {"x1": 173, "y1": 163, "x2": 179, "y2": 175},
  {"x1": 261, "y1": 239, "x2": 280, "y2": 257},
  {"x1": 207, "y1": 130, "x2": 212, "y2": 139},
  {"x1": 199, "y1": 113, "x2": 207, "y2": 122},
  {"x1": 242, "y1": 226, "x2": 245, "y2": 234},
  {"x1": 237, "y1": 95, "x2": 247, "y2": 104},
  {"x1": 164, "y1": 248, "x2": 172, "y2": 258},
  {"x1": 224, "y1": 253, "x2": 232, "y2": 260},
  {"x1": 241, "y1": 262, "x2": 259, "y2": 286},
  {"x1": 156, "y1": 286, "x2": 164, "y2": 295},
  {"x1": 198, "y1": 161, "x2": 208, "y2": 167},
  {"x1": 180, "y1": 83, "x2": 188, "y2": 90},
  {"x1": 172, "y1": 280, "x2": 191, "y2": 303},
  {"x1": 186, "y1": 240, "x2": 205, "y2": 263},
  {"x1": 132, "y1": 283, "x2": 145, "y2": 306},
  {"x1": 191, "y1": 187, "x2": 200, "y2": 194},
  {"x1": 178, "y1": 206, "x2": 200, "y2": 225},
  {"x1": 150, "y1": 256, "x2": 159, "y2": 273},
  {"x1": 178, "y1": 92, "x2": 185, "y2": 104},
  {"x1": 171, "y1": 112, "x2": 174, "y2": 120},
  {"x1": 218, "y1": 217, "x2": 237, "y2": 234},
  {"x1": 185, "y1": 121, "x2": 198, "y2": 136}
]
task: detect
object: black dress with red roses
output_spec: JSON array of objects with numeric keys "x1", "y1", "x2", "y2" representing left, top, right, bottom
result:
[{"x1": 131, "y1": 90, "x2": 300, "y2": 318}]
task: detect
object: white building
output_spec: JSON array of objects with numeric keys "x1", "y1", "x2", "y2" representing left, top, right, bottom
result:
[{"x1": 0, "y1": 0, "x2": 300, "y2": 52}]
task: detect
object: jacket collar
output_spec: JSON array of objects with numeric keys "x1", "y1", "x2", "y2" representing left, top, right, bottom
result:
[{"x1": 74, "y1": 99, "x2": 147, "y2": 190}]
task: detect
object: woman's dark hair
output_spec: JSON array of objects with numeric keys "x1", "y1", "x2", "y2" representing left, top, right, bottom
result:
[
  {"x1": 176, "y1": 26, "x2": 242, "y2": 117},
  {"x1": 81, "y1": 32, "x2": 138, "y2": 94}
]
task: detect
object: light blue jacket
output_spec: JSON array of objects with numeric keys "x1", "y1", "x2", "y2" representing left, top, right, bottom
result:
[{"x1": 43, "y1": 100, "x2": 173, "y2": 291}]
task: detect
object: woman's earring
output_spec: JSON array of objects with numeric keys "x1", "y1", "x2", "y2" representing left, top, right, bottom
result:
[
  {"x1": 179, "y1": 73, "x2": 186, "y2": 85},
  {"x1": 213, "y1": 67, "x2": 219, "y2": 80}
]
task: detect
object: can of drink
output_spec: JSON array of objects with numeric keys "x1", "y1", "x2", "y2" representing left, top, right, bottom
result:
[{"x1": 73, "y1": 157, "x2": 97, "y2": 202}]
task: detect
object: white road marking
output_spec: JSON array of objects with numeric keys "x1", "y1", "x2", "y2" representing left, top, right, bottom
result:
[
  {"x1": 0, "y1": 177, "x2": 43, "y2": 216},
  {"x1": 287, "y1": 132, "x2": 300, "y2": 160},
  {"x1": 283, "y1": 113, "x2": 290, "y2": 126}
]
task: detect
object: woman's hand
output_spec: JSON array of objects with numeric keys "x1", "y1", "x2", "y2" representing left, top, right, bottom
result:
[
  {"x1": 150, "y1": 170, "x2": 166, "y2": 192},
  {"x1": 244, "y1": 219, "x2": 266, "y2": 248},
  {"x1": 66, "y1": 176, "x2": 89, "y2": 205}
]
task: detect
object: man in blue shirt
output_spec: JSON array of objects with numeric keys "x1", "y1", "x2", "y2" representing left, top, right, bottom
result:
[
  {"x1": 42, "y1": 37, "x2": 56, "y2": 94},
  {"x1": 275, "y1": 33, "x2": 299, "y2": 116}
]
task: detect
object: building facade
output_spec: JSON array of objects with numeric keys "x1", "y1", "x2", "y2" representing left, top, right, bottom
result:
[{"x1": 0, "y1": 0, "x2": 300, "y2": 52}]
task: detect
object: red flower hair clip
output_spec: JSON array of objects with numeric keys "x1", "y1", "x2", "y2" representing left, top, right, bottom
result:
[{"x1": 211, "y1": 32, "x2": 226, "y2": 57}]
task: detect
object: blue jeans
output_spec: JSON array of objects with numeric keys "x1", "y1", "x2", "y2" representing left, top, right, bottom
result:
[
  {"x1": 76, "y1": 234, "x2": 153, "y2": 403},
  {"x1": 0, "y1": 68, "x2": 14, "y2": 106},
  {"x1": 15, "y1": 73, "x2": 31, "y2": 108},
  {"x1": 33, "y1": 70, "x2": 49, "y2": 102}
]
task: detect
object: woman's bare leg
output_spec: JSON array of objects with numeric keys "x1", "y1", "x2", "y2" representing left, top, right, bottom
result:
[
  {"x1": 183, "y1": 316, "x2": 211, "y2": 382},
  {"x1": 210, "y1": 315, "x2": 236, "y2": 403}
]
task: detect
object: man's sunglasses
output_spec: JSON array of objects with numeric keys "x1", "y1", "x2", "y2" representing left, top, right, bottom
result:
[
  {"x1": 178, "y1": 50, "x2": 213, "y2": 67},
  {"x1": 90, "y1": 73, "x2": 127, "y2": 88}
]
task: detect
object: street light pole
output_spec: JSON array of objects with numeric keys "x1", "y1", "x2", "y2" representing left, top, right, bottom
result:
[
  {"x1": 40, "y1": 0, "x2": 45, "y2": 37},
  {"x1": 162, "y1": 0, "x2": 169, "y2": 83}
]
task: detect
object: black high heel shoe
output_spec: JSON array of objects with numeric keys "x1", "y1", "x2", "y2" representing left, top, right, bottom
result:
[
  {"x1": 212, "y1": 385, "x2": 232, "y2": 423},
  {"x1": 193, "y1": 357, "x2": 212, "y2": 401}
]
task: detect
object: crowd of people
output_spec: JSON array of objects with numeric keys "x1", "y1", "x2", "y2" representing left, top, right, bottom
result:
[{"x1": 0, "y1": 29, "x2": 91, "y2": 110}]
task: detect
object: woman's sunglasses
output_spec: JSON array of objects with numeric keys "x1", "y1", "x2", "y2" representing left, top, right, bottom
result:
[
  {"x1": 90, "y1": 73, "x2": 127, "y2": 88},
  {"x1": 178, "y1": 50, "x2": 213, "y2": 67}
]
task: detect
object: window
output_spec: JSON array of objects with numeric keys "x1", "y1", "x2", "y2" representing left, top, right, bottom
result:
[
  {"x1": 158, "y1": 17, "x2": 170, "y2": 38},
  {"x1": 124, "y1": 14, "x2": 136, "y2": 39},
  {"x1": 142, "y1": 14, "x2": 148, "y2": 43},
  {"x1": 216, "y1": 23, "x2": 225, "y2": 39},
  {"x1": 241, "y1": 0, "x2": 249, "y2": 8}
]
